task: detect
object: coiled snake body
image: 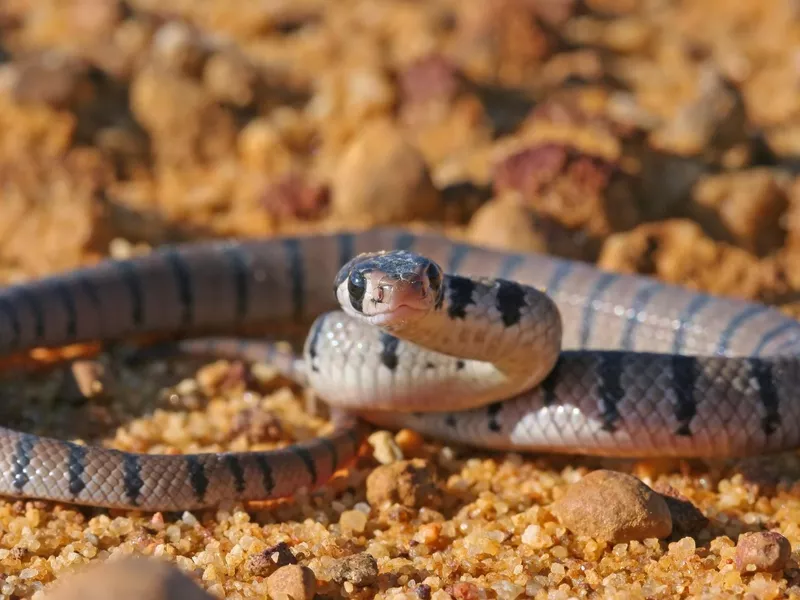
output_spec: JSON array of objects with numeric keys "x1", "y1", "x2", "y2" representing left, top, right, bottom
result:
[{"x1": 0, "y1": 228, "x2": 798, "y2": 510}]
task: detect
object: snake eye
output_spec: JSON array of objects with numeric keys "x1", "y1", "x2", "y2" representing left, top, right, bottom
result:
[
  {"x1": 348, "y1": 270, "x2": 367, "y2": 308},
  {"x1": 426, "y1": 263, "x2": 442, "y2": 299}
]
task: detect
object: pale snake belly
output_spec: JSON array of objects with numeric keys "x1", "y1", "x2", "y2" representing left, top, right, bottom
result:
[{"x1": 0, "y1": 228, "x2": 798, "y2": 510}]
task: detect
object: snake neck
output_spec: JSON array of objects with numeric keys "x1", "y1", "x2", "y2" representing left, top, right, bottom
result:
[{"x1": 381, "y1": 274, "x2": 563, "y2": 391}]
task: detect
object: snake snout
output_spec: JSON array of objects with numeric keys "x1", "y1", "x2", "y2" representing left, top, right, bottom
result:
[
  {"x1": 385, "y1": 276, "x2": 429, "y2": 307},
  {"x1": 410, "y1": 277, "x2": 426, "y2": 297}
]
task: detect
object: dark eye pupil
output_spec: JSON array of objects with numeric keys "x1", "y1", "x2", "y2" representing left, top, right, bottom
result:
[
  {"x1": 426, "y1": 263, "x2": 442, "y2": 294},
  {"x1": 348, "y1": 271, "x2": 366, "y2": 303}
]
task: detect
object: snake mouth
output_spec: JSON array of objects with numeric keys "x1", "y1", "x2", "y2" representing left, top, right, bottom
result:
[{"x1": 367, "y1": 304, "x2": 428, "y2": 327}]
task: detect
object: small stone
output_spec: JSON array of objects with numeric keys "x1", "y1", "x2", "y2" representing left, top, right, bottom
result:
[
  {"x1": 260, "y1": 172, "x2": 330, "y2": 221},
  {"x1": 466, "y1": 193, "x2": 553, "y2": 255},
  {"x1": 734, "y1": 531, "x2": 791, "y2": 573},
  {"x1": 150, "y1": 21, "x2": 207, "y2": 76},
  {"x1": 491, "y1": 143, "x2": 640, "y2": 261},
  {"x1": 150, "y1": 513, "x2": 165, "y2": 530},
  {"x1": 652, "y1": 482, "x2": 709, "y2": 535},
  {"x1": 231, "y1": 408, "x2": 284, "y2": 444},
  {"x1": 245, "y1": 542, "x2": 298, "y2": 577},
  {"x1": 368, "y1": 430, "x2": 404, "y2": 464},
  {"x1": 237, "y1": 118, "x2": 293, "y2": 172},
  {"x1": 446, "y1": 581, "x2": 481, "y2": 600},
  {"x1": 63, "y1": 359, "x2": 109, "y2": 400},
  {"x1": 415, "y1": 583, "x2": 432, "y2": 599},
  {"x1": 340, "y1": 509, "x2": 368, "y2": 534},
  {"x1": 598, "y1": 220, "x2": 765, "y2": 300},
  {"x1": 454, "y1": 0, "x2": 554, "y2": 86},
  {"x1": 66, "y1": 0, "x2": 123, "y2": 37},
  {"x1": 395, "y1": 429, "x2": 424, "y2": 455},
  {"x1": 203, "y1": 50, "x2": 258, "y2": 107},
  {"x1": 414, "y1": 523, "x2": 442, "y2": 546},
  {"x1": 308, "y1": 65, "x2": 395, "y2": 126},
  {"x1": 41, "y1": 557, "x2": 213, "y2": 600},
  {"x1": 690, "y1": 169, "x2": 789, "y2": 257},
  {"x1": 550, "y1": 469, "x2": 672, "y2": 543},
  {"x1": 397, "y1": 54, "x2": 465, "y2": 125},
  {"x1": 520, "y1": 524, "x2": 553, "y2": 549},
  {"x1": 366, "y1": 459, "x2": 441, "y2": 509},
  {"x1": 130, "y1": 65, "x2": 236, "y2": 166},
  {"x1": 329, "y1": 552, "x2": 379, "y2": 587},
  {"x1": 10, "y1": 546, "x2": 28, "y2": 561},
  {"x1": 266, "y1": 565, "x2": 317, "y2": 600},
  {"x1": 668, "y1": 536, "x2": 696, "y2": 560},
  {"x1": 10, "y1": 51, "x2": 90, "y2": 108},
  {"x1": 330, "y1": 120, "x2": 442, "y2": 225},
  {"x1": 651, "y1": 66, "x2": 747, "y2": 158},
  {"x1": 196, "y1": 360, "x2": 235, "y2": 393},
  {"x1": 398, "y1": 54, "x2": 463, "y2": 107}
]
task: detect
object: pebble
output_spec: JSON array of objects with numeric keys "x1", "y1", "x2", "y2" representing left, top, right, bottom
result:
[
  {"x1": 266, "y1": 565, "x2": 317, "y2": 600},
  {"x1": 366, "y1": 459, "x2": 442, "y2": 509},
  {"x1": 398, "y1": 54, "x2": 463, "y2": 107},
  {"x1": 10, "y1": 52, "x2": 89, "y2": 108},
  {"x1": 691, "y1": 169, "x2": 789, "y2": 257},
  {"x1": 245, "y1": 541, "x2": 297, "y2": 577},
  {"x1": 260, "y1": 171, "x2": 330, "y2": 221},
  {"x1": 41, "y1": 557, "x2": 214, "y2": 600},
  {"x1": 329, "y1": 552, "x2": 379, "y2": 587},
  {"x1": 447, "y1": 581, "x2": 482, "y2": 600},
  {"x1": 368, "y1": 430, "x2": 405, "y2": 464},
  {"x1": 67, "y1": 0, "x2": 123, "y2": 38},
  {"x1": 340, "y1": 509, "x2": 368, "y2": 534},
  {"x1": 454, "y1": 0, "x2": 553, "y2": 86},
  {"x1": 63, "y1": 359, "x2": 109, "y2": 400},
  {"x1": 652, "y1": 66, "x2": 747, "y2": 158},
  {"x1": 397, "y1": 54, "x2": 464, "y2": 125},
  {"x1": 598, "y1": 219, "x2": 765, "y2": 299},
  {"x1": 550, "y1": 469, "x2": 673, "y2": 543},
  {"x1": 466, "y1": 193, "x2": 550, "y2": 254},
  {"x1": 394, "y1": 429, "x2": 425, "y2": 455},
  {"x1": 203, "y1": 50, "x2": 258, "y2": 107},
  {"x1": 491, "y1": 143, "x2": 639, "y2": 260},
  {"x1": 330, "y1": 120, "x2": 442, "y2": 225},
  {"x1": 150, "y1": 21, "x2": 207, "y2": 76},
  {"x1": 130, "y1": 65, "x2": 236, "y2": 166},
  {"x1": 237, "y1": 117, "x2": 293, "y2": 171},
  {"x1": 734, "y1": 531, "x2": 791, "y2": 573},
  {"x1": 520, "y1": 524, "x2": 554, "y2": 549},
  {"x1": 414, "y1": 522, "x2": 442, "y2": 545}
]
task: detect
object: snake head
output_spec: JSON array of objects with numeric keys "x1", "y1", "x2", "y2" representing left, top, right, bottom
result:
[{"x1": 334, "y1": 250, "x2": 444, "y2": 327}]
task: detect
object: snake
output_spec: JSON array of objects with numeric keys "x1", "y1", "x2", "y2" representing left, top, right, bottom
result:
[{"x1": 0, "y1": 227, "x2": 798, "y2": 511}]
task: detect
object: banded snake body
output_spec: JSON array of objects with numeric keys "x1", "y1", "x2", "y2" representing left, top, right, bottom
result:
[{"x1": 0, "y1": 228, "x2": 799, "y2": 510}]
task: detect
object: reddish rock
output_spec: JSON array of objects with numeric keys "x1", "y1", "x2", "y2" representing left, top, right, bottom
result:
[
  {"x1": 398, "y1": 54, "x2": 464, "y2": 108},
  {"x1": 492, "y1": 143, "x2": 640, "y2": 260},
  {"x1": 260, "y1": 172, "x2": 330, "y2": 221},
  {"x1": 735, "y1": 531, "x2": 791, "y2": 573}
]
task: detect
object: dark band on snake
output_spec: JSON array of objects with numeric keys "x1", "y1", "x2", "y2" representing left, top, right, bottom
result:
[
  {"x1": 67, "y1": 444, "x2": 89, "y2": 496},
  {"x1": 163, "y1": 249, "x2": 196, "y2": 328},
  {"x1": 670, "y1": 355, "x2": 699, "y2": 437}
]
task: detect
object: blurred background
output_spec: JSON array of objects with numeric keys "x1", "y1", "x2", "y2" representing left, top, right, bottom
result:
[
  {"x1": 2, "y1": 3, "x2": 800, "y2": 599},
  {"x1": 1, "y1": 0, "x2": 798, "y2": 316}
]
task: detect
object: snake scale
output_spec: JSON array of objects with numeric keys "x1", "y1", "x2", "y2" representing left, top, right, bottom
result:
[{"x1": 0, "y1": 227, "x2": 799, "y2": 511}]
